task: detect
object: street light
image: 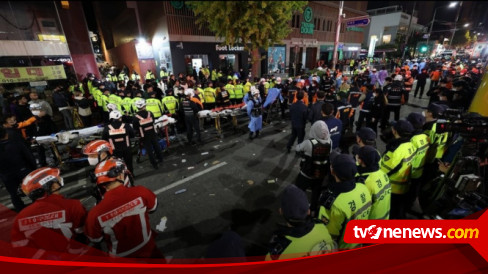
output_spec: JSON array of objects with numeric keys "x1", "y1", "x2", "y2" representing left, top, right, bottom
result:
[
  {"x1": 427, "y1": 2, "x2": 458, "y2": 44},
  {"x1": 449, "y1": 1, "x2": 463, "y2": 46}
]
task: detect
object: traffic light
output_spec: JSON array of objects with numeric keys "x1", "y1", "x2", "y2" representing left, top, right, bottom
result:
[{"x1": 420, "y1": 46, "x2": 428, "y2": 53}]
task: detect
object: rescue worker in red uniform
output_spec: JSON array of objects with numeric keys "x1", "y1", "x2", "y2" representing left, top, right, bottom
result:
[
  {"x1": 85, "y1": 158, "x2": 163, "y2": 258},
  {"x1": 102, "y1": 110, "x2": 135, "y2": 175},
  {"x1": 11, "y1": 167, "x2": 87, "y2": 253}
]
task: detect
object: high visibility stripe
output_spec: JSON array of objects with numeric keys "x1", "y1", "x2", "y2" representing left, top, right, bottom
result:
[
  {"x1": 402, "y1": 153, "x2": 415, "y2": 162},
  {"x1": 350, "y1": 201, "x2": 372, "y2": 220},
  {"x1": 373, "y1": 184, "x2": 391, "y2": 202}
]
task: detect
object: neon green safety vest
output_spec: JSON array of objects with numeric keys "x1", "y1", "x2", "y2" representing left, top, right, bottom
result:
[
  {"x1": 101, "y1": 94, "x2": 109, "y2": 112},
  {"x1": 108, "y1": 94, "x2": 122, "y2": 111},
  {"x1": 92, "y1": 88, "x2": 103, "y2": 107},
  {"x1": 131, "y1": 73, "x2": 141, "y2": 81},
  {"x1": 118, "y1": 72, "x2": 128, "y2": 81},
  {"x1": 160, "y1": 70, "x2": 169, "y2": 78},
  {"x1": 265, "y1": 222, "x2": 336, "y2": 261},
  {"x1": 318, "y1": 182, "x2": 372, "y2": 250},
  {"x1": 161, "y1": 96, "x2": 179, "y2": 114},
  {"x1": 357, "y1": 170, "x2": 391, "y2": 220},
  {"x1": 234, "y1": 84, "x2": 244, "y2": 99},
  {"x1": 145, "y1": 71, "x2": 155, "y2": 81},
  {"x1": 379, "y1": 141, "x2": 416, "y2": 194},
  {"x1": 424, "y1": 123, "x2": 450, "y2": 163},
  {"x1": 203, "y1": 87, "x2": 216, "y2": 103},
  {"x1": 410, "y1": 133, "x2": 430, "y2": 179},
  {"x1": 121, "y1": 97, "x2": 133, "y2": 114},
  {"x1": 146, "y1": 98, "x2": 163, "y2": 118},
  {"x1": 225, "y1": 84, "x2": 235, "y2": 99},
  {"x1": 211, "y1": 70, "x2": 218, "y2": 81},
  {"x1": 243, "y1": 82, "x2": 252, "y2": 93}
]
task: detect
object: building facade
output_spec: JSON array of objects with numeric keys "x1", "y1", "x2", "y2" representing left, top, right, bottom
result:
[
  {"x1": 93, "y1": 1, "x2": 366, "y2": 79},
  {"x1": 364, "y1": 6, "x2": 427, "y2": 48},
  {"x1": 0, "y1": 1, "x2": 99, "y2": 87}
]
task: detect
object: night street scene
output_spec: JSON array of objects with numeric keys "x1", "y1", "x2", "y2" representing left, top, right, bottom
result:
[{"x1": 0, "y1": 0, "x2": 487, "y2": 264}]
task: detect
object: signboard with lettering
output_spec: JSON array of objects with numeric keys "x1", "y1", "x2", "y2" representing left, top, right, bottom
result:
[
  {"x1": 0, "y1": 65, "x2": 67, "y2": 84},
  {"x1": 215, "y1": 45, "x2": 244, "y2": 51},
  {"x1": 300, "y1": 6, "x2": 314, "y2": 35},
  {"x1": 346, "y1": 18, "x2": 370, "y2": 27},
  {"x1": 347, "y1": 27, "x2": 364, "y2": 32}
]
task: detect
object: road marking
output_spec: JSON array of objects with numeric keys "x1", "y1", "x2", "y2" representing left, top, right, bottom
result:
[{"x1": 153, "y1": 162, "x2": 227, "y2": 195}]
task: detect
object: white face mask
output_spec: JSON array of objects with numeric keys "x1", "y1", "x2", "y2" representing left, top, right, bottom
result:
[
  {"x1": 32, "y1": 110, "x2": 41, "y2": 116},
  {"x1": 88, "y1": 157, "x2": 99, "y2": 166},
  {"x1": 422, "y1": 111, "x2": 426, "y2": 117}
]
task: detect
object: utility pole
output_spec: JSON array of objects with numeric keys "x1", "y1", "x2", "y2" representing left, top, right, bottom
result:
[
  {"x1": 332, "y1": 1, "x2": 344, "y2": 71},
  {"x1": 401, "y1": 2, "x2": 416, "y2": 60},
  {"x1": 450, "y1": 1, "x2": 463, "y2": 47}
]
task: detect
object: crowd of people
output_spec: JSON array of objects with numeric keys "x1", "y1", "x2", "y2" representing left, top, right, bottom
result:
[{"x1": 0, "y1": 54, "x2": 485, "y2": 260}]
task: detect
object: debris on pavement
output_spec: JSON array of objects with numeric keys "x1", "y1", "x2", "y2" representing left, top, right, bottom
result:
[
  {"x1": 201, "y1": 152, "x2": 209, "y2": 155},
  {"x1": 247, "y1": 180, "x2": 254, "y2": 185},
  {"x1": 182, "y1": 159, "x2": 186, "y2": 163},
  {"x1": 156, "y1": 216, "x2": 167, "y2": 232},
  {"x1": 212, "y1": 161, "x2": 220, "y2": 165},
  {"x1": 187, "y1": 166, "x2": 194, "y2": 170},
  {"x1": 175, "y1": 189, "x2": 187, "y2": 195},
  {"x1": 204, "y1": 163, "x2": 208, "y2": 167}
]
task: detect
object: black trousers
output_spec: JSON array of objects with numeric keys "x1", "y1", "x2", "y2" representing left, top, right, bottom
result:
[
  {"x1": 1, "y1": 169, "x2": 30, "y2": 212},
  {"x1": 280, "y1": 98, "x2": 288, "y2": 118},
  {"x1": 114, "y1": 148, "x2": 134, "y2": 175},
  {"x1": 414, "y1": 81, "x2": 426, "y2": 98},
  {"x1": 357, "y1": 111, "x2": 371, "y2": 131},
  {"x1": 80, "y1": 115, "x2": 92, "y2": 128},
  {"x1": 142, "y1": 135, "x2": 163, "y2": 167},
  {"x1": 390, "y1": 193, "x2": 408, "y2": 219},
  {"x1": 287, "y1": 127, "x2": 305, "y2": 149},
  {"x1": 381, "y1": 105, "x2": 401, "y2": 127},
  {"x1": 185, "y1": 114, "x2": 201, "y2": 142},
  {"x1": 429, "y1": 79, "x2": 439, "y2": 90},
  {"x1": 295, "y1": 173, "x2": 324, "y2": 215},
  {"x1": 204, "y1": 103, "x2": 216, "y2": 110}
]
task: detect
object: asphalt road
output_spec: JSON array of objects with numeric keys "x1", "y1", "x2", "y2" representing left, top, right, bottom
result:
[{"x1": 0, "y1": 79, "x2": 432, "y2": 260}]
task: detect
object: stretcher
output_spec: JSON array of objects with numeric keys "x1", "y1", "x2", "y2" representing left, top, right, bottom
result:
[
  {"x1": 33, "y1": 125, "x2": 105, "y2": 169},
  {"x1": 198, "y1": 103, "x2": 247, "y2": 138}
]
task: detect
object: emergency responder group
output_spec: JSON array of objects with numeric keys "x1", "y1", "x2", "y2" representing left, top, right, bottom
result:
[{"x1": 2, "y1": 59, "x2": 483, "y2": 261}]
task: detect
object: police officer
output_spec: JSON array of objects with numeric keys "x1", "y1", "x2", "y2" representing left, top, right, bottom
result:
[
  {"x1": 317, "y1": 153, "x2": 372, "y2": 249},
  {"x1": 295, "y1": 121, "x2": 332, "y2": 216},
  {"x1": 182, "y1": 89, "x2": 203, "y2": 145},
  {"x1": 102, "y1": 110, "x2": 135, "y2": 175},
  {"x1": 266, "y1": 185, "x2": 336, "y2": 260},
  {"x1": 11, "y1": 167, "x2": 87, "y2": 253},
  {"x1": 160, "y1": 66, "x2": 169, "y2": 82},
  {"x1": 108, "y1": 88, "x2": 122, "y2": 111},
  {"x1": 234, "y1": 79, "x2": 244, "y2": 104},
  {"x1": 145, "y1": 69, "x2": 156, "y2": 82},
  {"x1": 121, "y1": 90, "x2": 134, "y2": 116},
  {"x1": 355, "y1": 146, "x2": 391, "y2": 220},
  {"x1": 406, "y1": 112, "x2": 430, "y2": 212},
  {"x1": 131, "y1": 70, "x2": 141, "y2": 83},
  {"x1": 225, "y1": 79, "x2": 236, "y2": 105},
  {"x1": 380, "y1": 77, "x2": 402, "y2": 129},
  {"x1": 422, "y1": 103, "x2": 449, "y2": 183},
  {"x1": 133, "y1": 99, "x2": 164, "y2": 169},
  {"x1": 146, "y1": 90, "x2": 164, "y2": 119},
  {"x1": 379, "y1": 119, "x2": 416, "y2": 219},
  {"x1": 355, "y1": 127, "x2": 377, "y2": 148},
  {"x1": 203, "y1": 82, "x2": 217, "y2": 110},
  {"x1": 161, "y1": 88, "x2": 179, "y2": 115}
]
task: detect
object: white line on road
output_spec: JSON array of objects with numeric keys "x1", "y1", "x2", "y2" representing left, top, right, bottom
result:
[{"x1": 153, "y1": 161, "x2": 228, "y2": 195}]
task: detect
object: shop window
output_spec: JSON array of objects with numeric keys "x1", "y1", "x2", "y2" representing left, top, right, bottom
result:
[
  {"x1": 323, "y1": 20, "x2": 326, "y2": 31},
  {"x1": 317, "y1": 19, "x2": 321, "y2": 30},
  {"x1": 382, "y1": 34, "x2": 391, "y2": 44},
  {"x1": 327, "y1": 20, "x2": 332, "y2": 32},
  {"x1": 219, "y1": 54, "x2": 237, "y2": 75}
]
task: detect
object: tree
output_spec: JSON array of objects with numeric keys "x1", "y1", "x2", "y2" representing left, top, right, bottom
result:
[
  {"x1": 465, "y1": 30, "x2": 472, "y2": 45},
  {"x1": 187, "y1": 1, "x2": 308, "y2": 58}
]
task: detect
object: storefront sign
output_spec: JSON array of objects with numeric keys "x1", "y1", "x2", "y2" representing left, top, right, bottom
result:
[
  {"x1": 346, "y1": 27, "x2": 364, "y2": 32},
  {"x1": 0, "y1": 65, "x2": 67, "y2": 84},
  {"x1": 215, "y1": 45, "x2": 244, "y2": 51},
  {"x1": 300, "y1": 7, "x2": 314, "y2": 35},
  {"x1": 37, "y1": 34, "x2": 67, "y2": 42}
]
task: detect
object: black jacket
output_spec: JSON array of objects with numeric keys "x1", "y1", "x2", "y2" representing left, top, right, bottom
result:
[
  {"x1": 308, "y1": 100, "x2": 325, "y2": 124},
  {"x1": 0, "y1": 139, "x2": 36, "y2": 177},
  {"x1": 290, "y1": 101, "x2": 309, "y2": 128}
]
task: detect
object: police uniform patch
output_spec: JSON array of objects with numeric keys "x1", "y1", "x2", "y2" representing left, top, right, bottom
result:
[{"x1": 383, "y1": 155, "x2": 390, "y2": 161}]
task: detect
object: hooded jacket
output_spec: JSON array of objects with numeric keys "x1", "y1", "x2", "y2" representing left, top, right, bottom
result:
[{"x1": 296, "y1": 120, "x2": 332, "y2": 157}]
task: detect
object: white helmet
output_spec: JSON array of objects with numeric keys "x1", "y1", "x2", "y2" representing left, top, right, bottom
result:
[
  {"x1": 107, "y1": 103, "x2": 117, "y2": 112},
  {"x1": 109, "y1": 110, "x2": 122, "y2": 120},
  {"x1": 134, "y1": 99, "x2": 146, "y2": 109},
  {"x1": 184, "y1": 88, "x2": 194, "y2": 96},
  {"x1": 251, "y1": 86, "x2": 259, "y2": 96},
  {"x1": 29, "y1": 103, "x2": 42, "y2": 110}
]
